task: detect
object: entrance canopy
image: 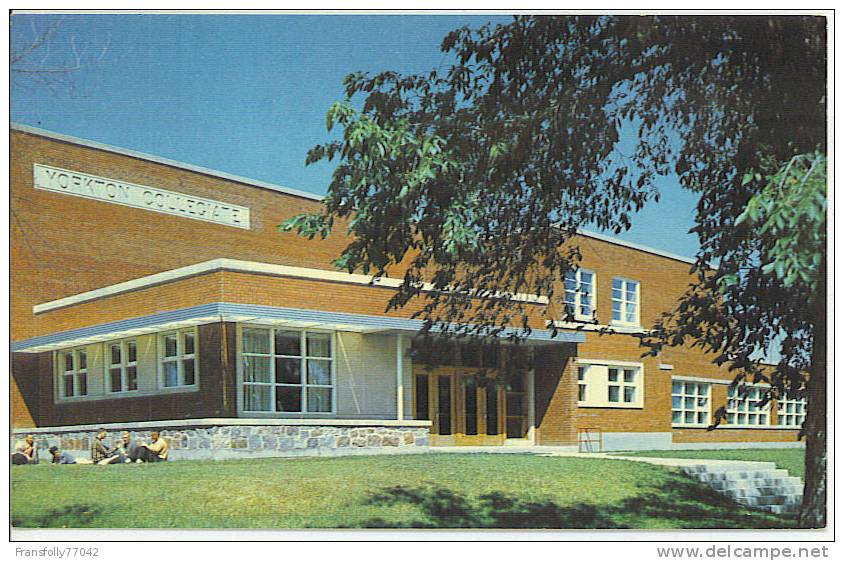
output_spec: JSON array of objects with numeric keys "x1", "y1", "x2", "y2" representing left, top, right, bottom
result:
[{"x1": 12, "y1": 302, "x2": 585, "y2": 353}]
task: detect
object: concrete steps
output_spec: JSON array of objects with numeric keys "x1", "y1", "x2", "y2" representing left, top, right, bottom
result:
[{"x1": 680, "y1": 462, "x2": 803, "y2": 515}]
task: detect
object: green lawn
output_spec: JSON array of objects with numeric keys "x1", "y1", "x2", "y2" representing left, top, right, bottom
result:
[
  {"x1": 12, "y1": 453, "x2": 795, "y2": 529},
  {"x1": 618, "y1": 448, "x2": 805, "y2": 479}
]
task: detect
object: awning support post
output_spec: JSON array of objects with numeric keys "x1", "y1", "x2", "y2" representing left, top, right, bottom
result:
[{"x1": 396, "y1": 333, "x2": 404, "y2": 421}]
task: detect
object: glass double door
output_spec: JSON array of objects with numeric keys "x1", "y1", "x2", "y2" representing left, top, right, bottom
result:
[{"x1": 414, "y1": 367, "x2": 528, "y2": 446}]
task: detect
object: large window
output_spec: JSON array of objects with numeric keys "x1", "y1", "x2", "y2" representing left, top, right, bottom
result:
[
  {"x1": 576, "y1": 361, "x2": 643, "y2": 408},
  {"x1": 159, "y1": 329, "x2": 197, "y2": 388},
  {"x1": 58, "y1": 348, "x2": 88, "y2": 398},
  {"x1": 607, "y1": 366, "x2": 638, "y2": 404},
  {"x1": 672, "y1": 380, "x2": 711, "y2": 426},
  {"x1": 777, "y1": 396, "x2": 806, "y2": 427},
  {"x1": 611, "y1": 278, "x2": 640, "y2": 326},
  {"x1": 109, "y1": 340, "x2": 138, "y2": 393},
  {"x1": 727, "y1": 385, "x2": 770, "y2": 426},
  {"x1": 241, "y1": 327, "x2": 334, "y2": 413},
  {"x1": 564, "y1": 269, "x2": 595, "y2": 321}
]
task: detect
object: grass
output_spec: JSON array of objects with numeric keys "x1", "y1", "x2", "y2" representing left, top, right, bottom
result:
[
  {"x1": 11, "y1": 453, "x2": 796, "y2": 529},
  {"x1": 618, "y1": 448, "x2": 805, "y2": 479}
]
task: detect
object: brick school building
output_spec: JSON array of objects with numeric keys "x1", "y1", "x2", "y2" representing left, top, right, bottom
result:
[{"x1": 10, "y1": 124, "x2": 803, "y2": 459}]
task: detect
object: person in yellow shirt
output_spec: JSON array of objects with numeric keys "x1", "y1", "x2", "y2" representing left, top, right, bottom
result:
[{"x1": 135, "y1": 431, "x2": 169, "y2": 463}]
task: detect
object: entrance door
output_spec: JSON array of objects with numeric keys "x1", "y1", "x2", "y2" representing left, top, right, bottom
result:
[
  {"x1": 415, "y1": 368, "x2": 507, "y2": 446},
  {"x1": 505, "y1": 372, "x2": 528, "y2": 439}
]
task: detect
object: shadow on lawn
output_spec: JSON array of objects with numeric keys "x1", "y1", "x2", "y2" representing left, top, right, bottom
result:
[
  {"x1": 349, "y1": 472, "x2": 796, "y2": 529},
  {"x1": 12, "y1": 504, "x2": 104, "y2": 528}
]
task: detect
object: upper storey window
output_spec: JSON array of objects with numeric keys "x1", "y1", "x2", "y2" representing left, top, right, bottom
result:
[
  {"x1": 611, "y1": 278, "x2": 640, "y2": 326},
  {"x1": 564, "y1": 269, "x2": 595, "y2": 321}
]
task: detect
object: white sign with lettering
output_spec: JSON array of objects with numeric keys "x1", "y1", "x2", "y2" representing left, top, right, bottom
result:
[{"x1": 33, "y1": 164, "x2": 251, "y2": 229}]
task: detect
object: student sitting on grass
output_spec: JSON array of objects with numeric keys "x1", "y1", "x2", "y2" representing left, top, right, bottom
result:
[
  {"x1": 92, "y1": 430, "x2": 121, "y2": 465},
  {"x1": 11, "y1": 441, "x2": 33, "y2": 465},
  {"x1": 115, "y1": 431, "x2": 139, "y2": 464},
  {"x1": 22, "y1": 434, "x2": 38, "y2": 463},
  {"x1": 134, "y1": 431, "x2": 169, "y2": 463},
  {"x1": 49, "y1": 445, "x2": 77, "y2": 464}
]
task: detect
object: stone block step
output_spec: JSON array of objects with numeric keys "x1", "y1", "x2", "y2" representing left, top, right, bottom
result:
[
  {"x1": 681, "y1": 462, "x2": 777, "y2": 475},
  {"x1": 725, "y1": 485, "x2": 804, "y2": 498},
  {"x1": 735, "y1": 494, "x2": 802, "y2": 507},
  {"x1": 696, "y1": 470, "x2": 788, "y2": 484},
  {"x1": 708, "y1": 477, "x2": 802, "y2": 491},
  {"x1": 764, "y1": 504, "x2": 800, "y2": 515}
]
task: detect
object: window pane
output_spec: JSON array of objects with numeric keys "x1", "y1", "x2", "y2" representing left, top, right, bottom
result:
[
  {"x1": 608, "y1": 386, "x2": 620, "y2": 402},
  {"x1": 626, "y1": 286, "x2": 637, "y2": 302},
  {"x1": 243, "y1": 328, "x2": 271, "y2": 354},
  {"x1": 577, "y1": 367, "x2": 586, "y2": 381},
  {"x1": 625, "y1": 303, "x2": 636, "y2": 322},
  {"x1": 306, "y1": 333, "x2": 331, "y2": 358},
  {"x1": 685, "y1": 411, "x2": 694, "y2": 423},
  {"x1": 183, "y1": 332, "x2": 195, "y2": 355},
  {"x1": 276, "y1": 386, "x2": 302, "y2": 412},
  {"x1": 183, "y1": 359, "x2": 195, "y2": 385},
  {"x1": 243, "y1": 356, "x2": 271, "y2": 383},
  {"x1": 243, "y1": 384, "x2": 271, "y2": 412},
  {"x1": 128, "y1": 341, "x2": 137, "y2": 363},
  {"x1": 612, "y1": 278, "x2": 622, "y2": 291},
  {"x1": 415, "y1": 375, "x2": 429, "y2": 420},
  {"x1": 307, "y1": 359, "x2": 331, "y2": 385},
  {"x1": 110, "y1": 368, "x2": 122, "y2": 392},
  {"x1": 581, "y1": 271, "x2": 593, "y2": 284},
  {"x1": 672, "y1": 396, "x2": 682, "y2": 409},
  {"x1": 612, "y1": 302, "x2": 621, "y2": 320},
  {"x1": 697, "y1": 412, "x2": 707, "y2": 424},
  {"x1": 578, "y1": 384, "x2": 586, "y2": 402},
  {"x1": 697, "y1": 384, "x2": 707, "y2": 396},
  {"x1": 164, "y1": 334, "x2": 178, "y2": 357},
  {"x1": 672, "y1": 411, "x2": 682, "y2": 423},
  {"x1": 64, "y1": 374, "x2": 74, "y2": 397},
  {"x1": 64, "y1": 353, "x2": 73, "y2": 372},
  {"x1": 672, "y1": 381, "x2": 682, "y2": 394},
  {"x1": 111, "y1": 344, "x2": 121, "y2": 365},
  {"x1": 275, "y1": 330, "x2": 301, "y2": 356},
  {"x1": 623, "y1": 369, "x2": 635, "y2": 383},
  {"x1": 275, "y1": 358, "x2": 301, "y2": 384},
  {"x1": 307, "y1": 387, "x2": 332, "y2": 412},
  {"x1": 623, "y1": 386, "x2": 635, "y2": 403},
  {"x1": 77, "y1": 373, "x2": 87, "y2": 395},
  {"x1": 685, "y1": 397, "x2": 695, "y2": 409},
  {"x1": 78, "y1": 351, "x2": 87, "y2": 370},
  {"x1": 608, "y1": 369, "x2": 619, "y2": 382},
  {"x1": 127, "y1": 366, "x2": 138, "y2": 391},
  {"x1": 164, "y1": 362, "x2": 179, "y2": 387}
]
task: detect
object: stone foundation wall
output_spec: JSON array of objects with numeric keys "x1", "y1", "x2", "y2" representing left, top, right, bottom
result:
[{"x1": 11, "y1": 423, "x2": 431, "y2": 462}]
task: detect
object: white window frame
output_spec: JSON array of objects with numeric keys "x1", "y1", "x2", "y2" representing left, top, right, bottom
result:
[
  {"x1": 575, "y1": 359, "x2": 644, "y2": 408},
  {"x1": 158, "y1": 328, "x2": 198, "y2": 389},
  {"x1": 56, "y1": 347, "x2": 89, "y2": 399},
  {"x1": 726, "y1": 385, "x2": 771, "y2": 427},
  {"x1": 671, "y1": 379, "x2": 712, "y2": 427},
  {"x1": 611, "y1": 277, "x2": 640, "y2": 327},
  {"x1": 108, "y1": 339, "x2": 139, "y2": 394},
  {"x1": 238, "y1": 325, "x2": 336, "y2": 415},
  {"x1": 564, "y1": 268, "x2": 596, "y2": 322},
  {"x1": 777, "y1": 396, "x2": 806, "y2": 427}
]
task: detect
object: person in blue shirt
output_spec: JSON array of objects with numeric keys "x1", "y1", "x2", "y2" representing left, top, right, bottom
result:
[{"x1": 49, "y1": 445, "x2": 77, "y2": 465}]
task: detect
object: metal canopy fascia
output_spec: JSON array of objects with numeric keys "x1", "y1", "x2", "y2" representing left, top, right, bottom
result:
[{"x1": 12, "y1": 302, "x2": 585, "y2": 353}]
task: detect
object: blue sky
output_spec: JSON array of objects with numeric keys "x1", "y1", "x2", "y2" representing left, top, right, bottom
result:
[{"x1": 12, "y1": 13, "x2": 702, "y2": 259}]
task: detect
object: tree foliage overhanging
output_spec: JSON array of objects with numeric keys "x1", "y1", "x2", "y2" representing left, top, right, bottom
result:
[{"x1": 283, "y1": 15, "x2": 827, "y2": 523}]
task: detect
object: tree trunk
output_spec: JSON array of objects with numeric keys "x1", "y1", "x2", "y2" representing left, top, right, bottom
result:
[{"x1": 799, "y1": 263, "x2": 827, "y2": 528}]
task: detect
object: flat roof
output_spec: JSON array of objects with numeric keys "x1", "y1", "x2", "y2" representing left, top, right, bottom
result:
[{"x1": 11, "y1": 123, "x2": 697, "y2": 265}]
